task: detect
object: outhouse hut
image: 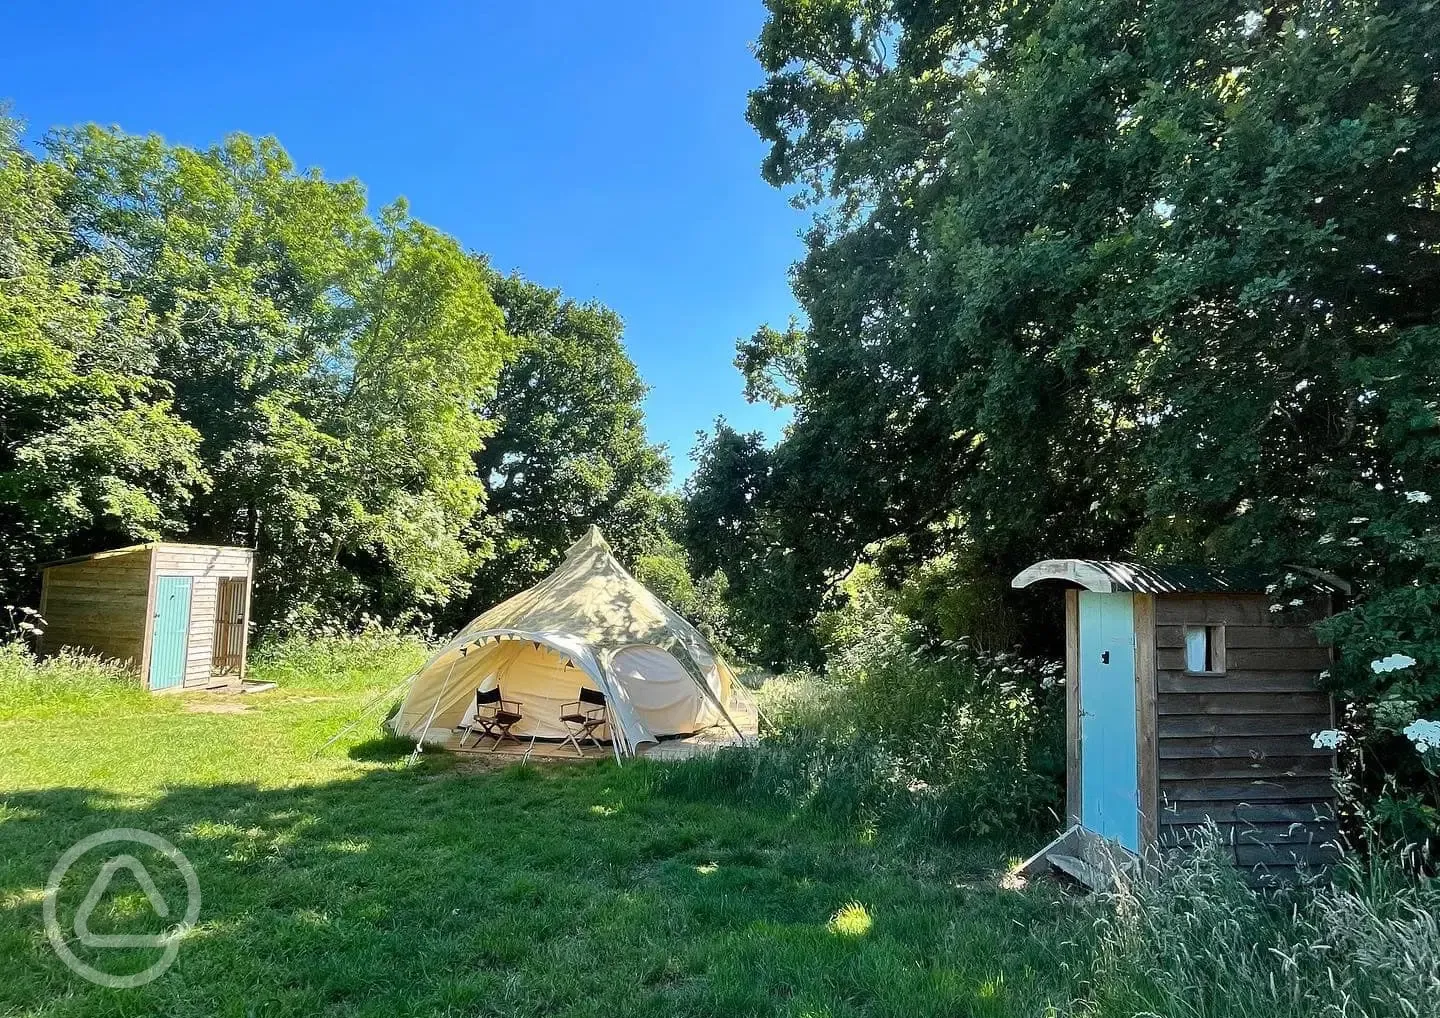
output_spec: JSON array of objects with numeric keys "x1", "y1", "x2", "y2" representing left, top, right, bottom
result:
[
  {"x1": 1012, "y1": 559, "x2": 1346, "y2": 876},
  {"x1": 39, "y1": 543, "x2": 254, "y2": 693}
]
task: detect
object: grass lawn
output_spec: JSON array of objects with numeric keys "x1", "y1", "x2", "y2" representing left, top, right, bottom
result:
[{"x1": 0, "y1": 636, "x2": 1092, "y2": 1017}]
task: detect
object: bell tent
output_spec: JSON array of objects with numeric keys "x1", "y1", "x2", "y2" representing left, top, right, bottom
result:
[{"x1": 390, "y1": 526, "x2": 741, "y2": 757}]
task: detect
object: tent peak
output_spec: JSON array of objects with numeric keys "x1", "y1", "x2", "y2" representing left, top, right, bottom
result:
[{"x1": 568, "y1": 525, "x2": 612, "y2": 556}]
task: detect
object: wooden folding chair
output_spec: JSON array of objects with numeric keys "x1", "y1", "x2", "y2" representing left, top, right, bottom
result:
[
  {"x1": 458, "y1": 687, "x2": 524, "y2": 752},
  {"x1": 559, "y1": 688, "x2": 607, "y2": 757}
]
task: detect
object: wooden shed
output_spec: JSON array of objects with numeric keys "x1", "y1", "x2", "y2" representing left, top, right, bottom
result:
[
  {"x1": 1012, "y1": 559, "x2": 1346, "y2": 877},
  {"x1": 39, "y1": 543, "x2": 254, "y2": 693}
]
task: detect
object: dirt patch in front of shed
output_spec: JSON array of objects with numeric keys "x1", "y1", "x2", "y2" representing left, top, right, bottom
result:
[{"x1": 183, "y1": 701, "x2": 252, "y2": 714}]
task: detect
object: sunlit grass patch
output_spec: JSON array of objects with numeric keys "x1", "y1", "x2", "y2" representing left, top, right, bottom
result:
[{"x1": 827, "y1": 901, "x2": 874, "y2": 937}]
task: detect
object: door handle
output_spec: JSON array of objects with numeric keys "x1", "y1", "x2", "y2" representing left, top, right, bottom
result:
[{"x1": 1101, "y1": 650, "x2": 1110, "y2": 665}]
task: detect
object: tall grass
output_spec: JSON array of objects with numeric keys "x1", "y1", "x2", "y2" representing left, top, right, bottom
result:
[
  {"x1": 1071, "y1": 835, "x2": 1440, "y2": 1018},
  {"x1": 248, "y1": 627, "x2": 433, "y2": 694},
  {"x1": 0, "y1": 641, "x2": 152, "y2": 721},
  {"x1": 669, "y1": 635, "x2": 1064, "y2": 844}
]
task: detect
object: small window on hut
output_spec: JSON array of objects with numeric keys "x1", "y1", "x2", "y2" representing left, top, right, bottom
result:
[{"x1": 1184, "y1": 625, "x2": 1226, "y2": 674}]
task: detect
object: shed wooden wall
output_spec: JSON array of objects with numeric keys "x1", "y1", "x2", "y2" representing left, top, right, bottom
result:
[
  {"x1": 1153, "y1": 594, "x2": 1338, "y2": 872},
  {"x1": 149, "y1": 544, "x2": 253, "y2": 689},
  {"x1": 40, "y1": 547, "x2": 154, "y2": 668}
]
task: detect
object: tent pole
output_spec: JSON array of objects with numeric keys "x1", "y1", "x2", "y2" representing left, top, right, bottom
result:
[{"x1": 408, "y1": 653, "x2": 462, "y2": 767}]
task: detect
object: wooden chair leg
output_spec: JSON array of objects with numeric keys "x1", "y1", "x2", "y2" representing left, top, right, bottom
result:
[{"x1": 487, "y1": 724, "x2": 521, "y2": 753}]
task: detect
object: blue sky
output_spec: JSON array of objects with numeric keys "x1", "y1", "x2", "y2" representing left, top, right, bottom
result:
[{"x1": 4, "y1": 0, "x2": 799, "y2": 482}]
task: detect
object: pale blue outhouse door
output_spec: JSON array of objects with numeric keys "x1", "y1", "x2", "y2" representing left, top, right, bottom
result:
[
  {"x1": 149, "y1": 575, "x2": 192, "y2": 691},
  {"x1": 1078, "y1": 591, "x2": 1139, "y2": 851}
]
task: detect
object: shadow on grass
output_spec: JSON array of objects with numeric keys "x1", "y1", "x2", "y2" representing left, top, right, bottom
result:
[
  {"x1": 344, "y1": 735, "x2": 419, "y2": 764},
  {"x1": 0, "y1": 758, "x2": 1084, "y2": 1018}
]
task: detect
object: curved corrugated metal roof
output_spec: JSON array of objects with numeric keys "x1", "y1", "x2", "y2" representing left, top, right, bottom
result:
[{"x1": 1011, "y1": 559, "x2": 1349, "y2": 595}]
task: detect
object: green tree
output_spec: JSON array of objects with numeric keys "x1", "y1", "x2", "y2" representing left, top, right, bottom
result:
[
  {"x1": 683, "y1": 420, "x2": 833, "y2": 666},
  {"x1": 734, "y1": 319, "x2": 806, "y2": 408},
  {"x1": 455, "y1": 270, "x2": 672, "y2": 619},
  {"x1": 746, "y1": 0, "x2": 1440, "y2": 832},
  {"x1": 0, "y1": 116, "x2": 203, "y2": 599},
  {"x1": 46, "y1": 126, "x2": 512, "y2": 622}
]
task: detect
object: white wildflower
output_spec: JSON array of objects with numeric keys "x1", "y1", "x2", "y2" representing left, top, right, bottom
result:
[
  {"x1": 1288, "y1": 598, "x2": 1305, "y2": 607},
  {"x1": 1348, "y1": 517, "x2": 1369, "y2": 524},
  {"x1": 1269, "y1": 604, "x2": 1284, "y2": 613},
  {"x1": 1403, "y1": 719, "x2": 1440, "y2": 754},
  {"x1": 1311, "y1": 729, "x2": 1346, "y2": 750},
  {"x1": 1370, "y1": 653, "x2": 1418, "y2": 674},
  {"x1": 1404, "y1": 491, "x2": 1432, "y2": 504},
  {"x1": 1265, "y1": 583, "x2": 1279, "y2": 594}
]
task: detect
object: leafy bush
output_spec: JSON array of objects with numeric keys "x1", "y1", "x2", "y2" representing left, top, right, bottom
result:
[
  {"x1": 1071, "y1": 835, "x2": 1440, "y2": 1018},
  {"x1": 1318, "y1": 618, "x2": 1440, "y2": 847},
  {"x1": 669, "y1": 625, "x2": 1064, "y2": 844}
]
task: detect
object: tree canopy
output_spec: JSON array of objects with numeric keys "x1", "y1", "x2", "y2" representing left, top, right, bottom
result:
[
  {"x1": 1, "y1": 115, "x2": 676, "y2": 628},
  {"x1": 456, "y1": 269, "x2": 674, "y2": 622},
  {"x1": 685, "y1": 0, "x2": 1440, "y2": 822}
]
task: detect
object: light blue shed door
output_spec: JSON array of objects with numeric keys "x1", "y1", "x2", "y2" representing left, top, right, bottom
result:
[
  {"x1": 149, "y1": 575, "x2": 192, "y2": 691},
  {"x1": 1078, "y1": 591, "x2": 1139, "y2": 851}
]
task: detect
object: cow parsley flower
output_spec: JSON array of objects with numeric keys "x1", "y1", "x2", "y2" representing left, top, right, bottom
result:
[
  {"x1": 1404, "y1": 491, "x2": 1431, "y2": 504},
  {"x1": 1371, "y1": 653, "x2": 1418, "y2": 674},
  {"x1": 1403, "y1": 720, "x2": 1440, "y2": 754},
  {"x1": 1311, "y1": 729, "x2": 1346, "y2": 750}
]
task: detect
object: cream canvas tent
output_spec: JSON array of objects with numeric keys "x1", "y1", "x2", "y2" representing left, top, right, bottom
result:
[{"x1": 390, "y1": 526, "x2": 742, "y2": 758}]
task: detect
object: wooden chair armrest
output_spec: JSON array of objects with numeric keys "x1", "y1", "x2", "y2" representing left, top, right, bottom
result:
[{"x1": 500, "y1": 698, "x2": 522, "y2": 714}]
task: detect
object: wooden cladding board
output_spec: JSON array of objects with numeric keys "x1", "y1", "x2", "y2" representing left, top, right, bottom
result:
[
  {"x1": 1159, "y1": 820, "x2": 1343, "y2": 867},
  {"x1": 151, "y1": 544, "x2": 253, "y2": 577},
  {"x1": 1154, "y1": 593, "x2": 1335, "y2": 860},
  {"x1": 40, "y1": 547, "x2": 153, "y2": 668},
  {"x1": 150, "y1": 544, "x2": 253, "y2": 688}
]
